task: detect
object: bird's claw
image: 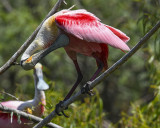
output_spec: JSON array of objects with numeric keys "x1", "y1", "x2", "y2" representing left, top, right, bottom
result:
[
  {"x1": 81, "y1": 81, "x2": 94, "y2": 96},
  {"x1": 62, "y1": 110, "x2": 69, "y2": 118},
  {"x1": 55, "y1": 101, "x2": 69, "y2": 118}
]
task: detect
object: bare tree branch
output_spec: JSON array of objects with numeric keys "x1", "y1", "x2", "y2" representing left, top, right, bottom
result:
[
  {"x1": 0, "y1": 0, "x2": 12, "y2": 13},
  {"x1": 33, "y1": 21, "x2": 160, "y2": 128},
  {"x1": 0, "y1": 91, "x2": 19, "y2": 101},
  {"x1": 0, "y1": 0, "x2": 66, "y2": 75},
  {"x1": 0, "y1": 104, "x2": 63, "y2": 128}
]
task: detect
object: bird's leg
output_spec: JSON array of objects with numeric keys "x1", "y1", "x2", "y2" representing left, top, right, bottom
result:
[
  {"x1": 90, "y1": 60, "x2": 103, "y2": 81},
  {"x1": 81, "y1": 58, "x2": 103, "y2": 95},
  {"x1": 55, "y1": 101, "x2": 69, "y2": 117},
  {"x1": 64, "y1": 60, "x2": 83, "y2": 100},
  {"x1": 55, "y1": 60, "x2": 83, "y2": 117}
]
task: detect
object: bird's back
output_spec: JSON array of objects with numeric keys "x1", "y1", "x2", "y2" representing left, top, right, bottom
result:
[
  {"x1": 0, "y1": 101, "x2": 24, "y2": 109},
  {"x1": 55, "y1": 9, "x2": 130, "y2": 51}
]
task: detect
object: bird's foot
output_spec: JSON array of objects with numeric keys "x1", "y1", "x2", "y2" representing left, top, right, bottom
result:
[
  {"x1": 81, "y1": 81, "x2": 94, "y2": 96},
  {"x1": 55, "y1": 101, "x2": 69, "y2": 118}
]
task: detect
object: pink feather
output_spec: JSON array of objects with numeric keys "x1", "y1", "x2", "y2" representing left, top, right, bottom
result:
[{"x1": 55, "y1": 9, "x2": 130, "y2": 51}]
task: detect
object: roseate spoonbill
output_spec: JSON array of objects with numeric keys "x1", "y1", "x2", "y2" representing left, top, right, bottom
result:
[
  {"x1": 20, "y1": 9, "x2": 130, "y2": 115},
  {"x1": 0, "y1": 63, "x2": 49, "y2": 128}
]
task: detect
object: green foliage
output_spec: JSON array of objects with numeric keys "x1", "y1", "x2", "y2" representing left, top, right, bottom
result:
[
  {"x1": 113, "y1": 0, "x2": 160, "y2": 127},
  {"x1": 114, "y1": 51, "x2": 160, "y2": 127},
  {"x1": 114, "y1": 88, "x2": 160, "y2": 128},
  {"x1": 44, "y1": 86, "x2": 104, "y2": 128}
]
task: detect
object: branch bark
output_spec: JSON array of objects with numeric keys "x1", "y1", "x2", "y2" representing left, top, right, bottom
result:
[
  {"x1": 0, "y1": 0, "x2": 66, "y2": 75},
  {"x1": 0, "y1": 0, "x2": 12, "y2": 13},
  {"x1": 0, "y1": 104, "x2": 62, "y2": 128},
  {"x1": 0, "y1": 91, "x2": 19, "y2": 101},
  {"x1": 33, "y1": 20, "x2": 160, "y2": 128}
]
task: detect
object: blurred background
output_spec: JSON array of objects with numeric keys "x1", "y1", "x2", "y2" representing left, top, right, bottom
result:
[{"x1": 0, "y1": 0, "x2": 160, "y2": 127}]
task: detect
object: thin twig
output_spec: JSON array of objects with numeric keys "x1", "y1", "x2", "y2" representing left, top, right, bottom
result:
[
  {"x1": 68, "y1": 5, "x2": 76, "y2": 10},
  {"x1": 0, "y1": 0, "x2": 12, "y2": 13},
  {"x1": 0, "y1": 0, "x2": 66, "y2": 75},
  {"x1": 0, "y1": 91, "x2": 19, "y2": 101},
  {"x1": 33, "y1": 21, "x2": 160, "y2": 128},
  {"x1": 0, "y1": 104, "x2": 63, "y2": 128}
]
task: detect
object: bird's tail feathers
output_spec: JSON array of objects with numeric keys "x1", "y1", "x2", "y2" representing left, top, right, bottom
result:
[{"x1": 95, "y1": 43, "x2": 109, "y2": 71}]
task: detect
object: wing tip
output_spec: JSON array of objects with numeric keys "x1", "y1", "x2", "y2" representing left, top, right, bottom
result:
[
  {"x1": 123, "y1": 36, "x2": 130, "y2": 43},
  {"x1": 122, "y1": 45, "x2": 131, "y2": 51}
]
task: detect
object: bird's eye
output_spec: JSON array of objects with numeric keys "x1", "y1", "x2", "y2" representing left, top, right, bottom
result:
[{"x1": 20, "y1": 59, "x2": 27, "y2": 66}]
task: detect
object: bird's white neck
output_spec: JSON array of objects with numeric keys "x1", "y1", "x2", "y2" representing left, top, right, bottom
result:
[{"x1": 33, "y1": 75, "x2": 46, "y2": 106}]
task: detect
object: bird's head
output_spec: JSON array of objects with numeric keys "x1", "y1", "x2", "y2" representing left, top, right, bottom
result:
[
  {"x1": 34, "y1": 63, "x2": 49, "y2": 90},
  {"x1": 21, "y1": 13, "x2": 69, "y2": 70}
]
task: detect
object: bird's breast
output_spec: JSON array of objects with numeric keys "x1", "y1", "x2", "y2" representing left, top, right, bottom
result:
[{"x1": 64, "y1": 33, "x2": 102, "y2": 57}]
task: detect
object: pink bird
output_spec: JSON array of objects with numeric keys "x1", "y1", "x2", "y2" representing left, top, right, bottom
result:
[
  {"x1": 0, "y1": 63, "x2": 48, "y2": 128},
  {"x1": 20, "y1": 9, "x2": 130, "y2": 116}
]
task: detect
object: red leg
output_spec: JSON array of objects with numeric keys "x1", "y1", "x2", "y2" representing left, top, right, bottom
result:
[
  {"x1": 64, "y1": 60, "x2": 83, "y2": 100},
  {"x1": 55, "y1": 58, "x2": 103, "y2": 117},
  {"x1": 90, "y1": 58, "x2": 104, "y2": 81},
  {"x1": 81, "y1": 58, "x2": 103, "y2": 95},
  {"x1": 55, "y1": 60, "x2": 82, "y2": 117}
]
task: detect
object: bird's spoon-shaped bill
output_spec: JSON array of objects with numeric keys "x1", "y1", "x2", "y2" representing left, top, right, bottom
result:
[{"x1": 21, "y1": 34, "x2": 69, "y2": 70}]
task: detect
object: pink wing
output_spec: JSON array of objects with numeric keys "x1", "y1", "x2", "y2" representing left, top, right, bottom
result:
[
  {"x1": 1, "y1": 101, "x2": 24, "y2": 109},
  {"x1": 55, "y1": 9, "x2": 130, "y2": 51}
]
